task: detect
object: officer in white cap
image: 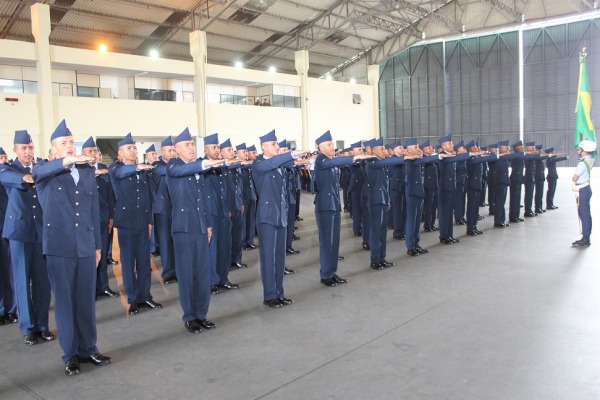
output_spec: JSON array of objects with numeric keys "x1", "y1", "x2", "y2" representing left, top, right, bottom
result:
[{"x1": 572, "y1": 140, "x2": 596, "y2": 247}]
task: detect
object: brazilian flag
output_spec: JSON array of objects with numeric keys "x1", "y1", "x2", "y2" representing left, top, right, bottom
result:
[{"x1": 574, "y1": 48, "x2": 596, "y2": 148}]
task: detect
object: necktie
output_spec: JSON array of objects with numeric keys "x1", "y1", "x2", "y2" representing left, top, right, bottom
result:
[
  {"x1": 25, "y1": 166, "x2": 31, "y2": 174},
  {"x1": 71, "y1": 165, "x2": 79, "y2": 185}
]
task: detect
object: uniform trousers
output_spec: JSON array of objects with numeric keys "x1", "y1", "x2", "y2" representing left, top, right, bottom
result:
[
  {"x1": 361, "y1": 194, "x2": 370, "y2": 243},
  {"x1": 342, "y1": 185, "x2": 350, "y2": 211},
  {"x1": 405, "y1": 196, "x2": 424, "y2": 250},
  {"x1": 487, "y1": 181, "x2": 496, "y2": 214},
  {"x1": 454, "y1": 185, "x2": 466, "y2": 221},
  {"x1": 208, "y1": 214, "x2": 232, "y2": 286},
  {"x1": 494, "y1": 185, "x2": 508, "y2": 224},
  {"x1": 524, "y1": 182, "x2": 535, "y2": 214},
  {"x1": 509, "y1": 182, "x2": 522, "y2": 220},
  {"x1": 390, "y1": 189, "x2": 406, "y2": 238},
  {"x1": 466, "y1": 188, "x2": 481, "y2": 232},
  {"x1": 295, "y1": 190, "x2": 301, "y2": 218},
  {"x1": 243, "y1": 200, "x2": 256, "y2": 246},
  {"x1": 438, "y1": 191, "x2": 456, "y2": 239},
  {"x1": 172, "y1": 233, "x2": 210, "y2": 322},
  {"x1": 315, "y1": 210, "x2": 341, "y2": 279},
  {"x1": 546, "y1": 179, "x2": 557, "y2": 208},
  {"x1": 578, "y1": 186, "x2": 592, "y2": 236},
  {"x1": 350, "y1": 190, "x2": 362, "y2": 235},
  {"x1": 369, "y1": 204, "x2": 388, "y2": 263},
  {"x1": 257, "y1": 223, "x2": 286, "y2": 301},
  {"x1": 479, "y1": 179, "x2": 488, "y2": 205},
  {"x1": 230, "y1": 209, "x2": 244, "y2": 264},
  {"x1": 155, "y1": 214, "x2": 176, "y2": 280},
  {"x1": 96, "y1": 221, "x2": 111, "y2": 294},
  {"x1": 46, "y1": 255, "x2": 98, "y2": 363},
  {"x1": 0, "y1": 237, "x2": 16, "y2": 316},
  {"x1": 117, "y1": 228, "x2": 152, "y2": 304},
  {"x1": 423, "y1": 188, "x2": 437, "y2": 228},
  {"x1": 285, "y1": 205, "x2": 295, "y2": 250},
  {"x1": 9, "y1": 241, "x2": 49, "y2": 335},
  {"x1": 535, "y1": 180, "x2": 545, "y2": 210}
]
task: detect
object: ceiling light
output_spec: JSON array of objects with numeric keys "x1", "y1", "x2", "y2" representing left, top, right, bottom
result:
[
  {"x1": 235, "y1": 61, "x2": 243, "y2": 68},
  {"x1": 269, "y1": 66, "x2": 276, "y2": 73},
  {"x1": 149, "y1": 49, "x2": 159, "y2": 58},
  {"x1": 98, "y1": 44, "x2": 107, "y2": 53},
  {"x1": 349, "y1": 78, "x2": 356, "y2": 84}
]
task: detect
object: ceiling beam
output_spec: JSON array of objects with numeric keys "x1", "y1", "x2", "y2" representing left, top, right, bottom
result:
[{"x1": 481, "y1": 0, "x2": 523, "y2": 20}]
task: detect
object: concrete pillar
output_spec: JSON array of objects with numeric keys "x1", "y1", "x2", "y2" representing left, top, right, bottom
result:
[
  {"x1": 30, "y1": 3, "x2": 54, "y2": 155},
  {"x1": 189, "y1": 30, "x2": 208, "y2": 138},
  {"x1": 367, "y1": 64, "x2": 380, "y2": 138},
  {"x1": 295, "y1": 50, "x2": 309, "y2": 149}
]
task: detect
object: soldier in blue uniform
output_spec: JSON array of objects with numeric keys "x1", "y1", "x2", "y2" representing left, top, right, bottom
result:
[
  {"x1": 465, "y1": 141, "x2": 497, "y2": 235},
  {"x1": 111, "y1": 133, "x2": 162, "y2": 315},
  {"x1": 166, "y1": 128, "x2": 223, "y2": 333},
  {"x1": 360, "y1": 139, "x2": 374, "y2": 251},
  {"x1": 80, "y1": 137, "x2": 118, "y2": 298},
  {"x1": 534, "y1": 144, "x2": 548, "y2": 214},
  {"x1": 145, "y1": 144, "x2": 159, "y2": 256},
  {"x1": 279, "y1": 141, "x2": 302, "y2": 259},
  {"x1": 544, "y1": 148, "x2": 568, "y2": 210},
  {"x1": 240, "y1": 144, "x2": 258, "y2": 250},
  {"x1": 389, "y1": 141, "x2": 407, "y2": 240},
  {"x1": 509, "y1": 140, "x2": 526, "y2": 222},
  {"x1": 494, "y1": 140, "x2": 520, "y2": 227},
  {"x1": 0, "y1": 147, "x2": 17, "y2": 326},
  {"x1": 340, "y1": 150, "x2": 352, "y2": 213},
  {"x1": 251, "y1": 130, "x2": 306, "y2": 308},
  {"x1": 522, "y1": 141, "x2": 537, "y2": 218},
  {"x1": 151, "y1": 137, "x2": 177, "y2": 284},
  {"x1": 219, "y1": 139, "x2": 248, "y2": 270},
  {"x1": 348, "y1": 141, "x2": 365, "y2": 238},
  {"x1": 365, "y1": 138, "x2": 407, "y2": 269},
  {"x1": 479, "y1": 146, "x2": 489, "y2": 207},
  {"x1": 203, "y1": 133, "x2": 239, "y2": 295},
  {"x1": 34, "y1": 119, "x2": 111, "y2": 375},
  {"x1": 486, "y1": 144, "x2": 498, "y2": 215},
  {"x1": 421, "y1": 140, "x2": 439, "y2": 232},
  {"x1": 571, "y1": 140, "x2": 595, "y2": 247},
  {"x1": 453, "y1": 141, "x2": 469, "y2": 226},
  {"x1": 314, "y1": 131, "x2": 371, "y2": 284},
  {"x1": 404, "y1": 138, "x2": 440, "y2": 256},
  {"x1": 0, "y1": 130, "x2": 54, "y2": 345}
]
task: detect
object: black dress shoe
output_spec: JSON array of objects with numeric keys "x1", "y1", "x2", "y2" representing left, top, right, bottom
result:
[
  {"x1": 128, "y1": 303, "x2": 139, "y2": 315},
  {"x1": 295, "y1": 216, "x2": 303, "y2": 221},
  {"x1": 393, "y1": 235, "x2": 406, "y2": 240},
  {"x1": 5, "y1": 313, "x2": 18, "y2": 323},
  {"x1": 473, "y1": 229, "x2": 484, "y2": 235},
  {"x1": 430, "y1": 226, "x2": 438, "y2": 231},
  {"x1": 163, "y1": 277, "x2": 178, "y2": 285},
  {"x1": 380, "y1": 260, "x2": 394, "y2": 268},
  {"x1": 65, "y1": 356, "x2": 80, "y2": 376},
  {"x1": 477, "y1": 215, "x2": 485, "y2": 220},
  {"x1": 23, "y1": 333, "x2": 38, "y2": 346},
  {"x1": 479, "y1": 202, "x2": 489, "y2": 207},
  {"x1": 332, "y1": 274, "x2": 348, "y2": 284},
  {"x1": 572, "y1": 238, "x2": 591, "y2": 247},
  {"x1": 449, "y1": 237, "x2": 460, "y2": 243},
  {"x1": 230, "y1": 262, "x2": 248, "y2": 270},
  {"x1": 39, "y1": 330, "x2": 56, "y2": 341},
  {"x1": 353, "y1": 232, "x2": 362, "y2": 237},
  {"x1": 0, "y1": 316, "x2": 4, "y2": 326},
  {"x1": 406, "y1": 249, "x2": 420, "y2": 257},
  {"x1": 337, "y1": 256, "x2": 344, "y2": 260},
  {"x1": 286, "y1": 248, "x2": 300, "y2": 255},
  {"x1": 140, "y1": 300, "x2": 162, "y2": 309},
  {"x1": 80, "y1": 353, "x2": 111, "y2": 366},
  {"x1": 278, "y1": 297, "x2": 293, "y2": 306},
  {"x1": 370, "y1": 262, "x2": 384, "y2": 270},
  {"x1": 218, "y1": 282, "x2": 240, "y2": 290},
  {"x1": 263, "y1": 299, "x2": 283, "y2": 308},
  {"x1": 547, "y1": 205, "x2": 558, "y2": 210},
  {"x1": 424, "y1": 227, "x2": 432, "y2": 232},
  {"x1": 535, "y1": 208, "x2": 546, "y2": 213},
  {"x1": 98, "y1": 288, "x2": 119, "y2": 297},
  {"x1": 415, "y1": 247, "x2": 429, "y2": 254},
  {"x1": 455, "y1": 219, "x2": 466, "y2": 225},
  {"x1": 150, "y1": 251, "x2": 160, "y2": 257},
  {"x1": 284, "y1": 267, "x2": 295, "y2": 275},
  {"x1": 362, "y1": 243, "x2": 370, "y2": 250},
  {"x1": 242, "y1": 243, "x2": 257, "y2": 250},
  {"x1": 321, "y1": 278, "x2": 338, "y2": 287},
  {"x1": 292, "y1": 235, "x2": 301, "y2": 241},
  {"x1": 494, "y1": 223, "x2": 507, "y2": 228},
  {"x1": 466, "y1": 231, "x2": 478, "y2": 236},
  {"x1": 185, "y1": 320, "x2": 202, "y2": 333},
  {"x1": 440, "y1": 238, "x2": 453, "y2": 244},
  {"x1": 198, "y1": 319, "x2": 216, "y2": 329},
  {"x1": 107, "y1": 258, "x2": 118, "y2": 265},
  {"x1": 210, "y1": 285, "x2": 219, "y2": 295},
  {"x1": 524, "y1": 212, "x2": 537, "y2": 217}
]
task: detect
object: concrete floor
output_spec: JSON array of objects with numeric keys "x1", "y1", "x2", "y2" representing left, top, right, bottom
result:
[{"x1": 1, "y1": 168, "x2": 599, "y2": 400}]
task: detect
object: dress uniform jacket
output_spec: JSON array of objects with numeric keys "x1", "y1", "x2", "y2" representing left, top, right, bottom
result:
[
  {"x1": 95, "y1": 163, "x2": 115, "y2": 294},
  {"x1": 466, "y1": 154, "x2": 497, "y2": 232},
  {"x1": 523, "y1": 156, "x2": 536, "y2": 214},
  {"x1": 151, "y1": 159, "x2": 176, "y2": 281},
  {"x1": 493, "y1": 153, "x2": 519, "y2": 224},
  {"x1": 453, "y1": 158, "x2": 468, "y2": 222},
  {"x1": 422, "y1": 160, "x2": 439, "y2": 230},
  {"x1": 251, "y1": 152, "x2": 294, "y2": 301},
  {"x1": 240, "y1": 165, "x2": 257, "y2": 247},
  {"x1": 545, "y1": 155, "x2": 568, "y2": 208},
  {"x1": 534, "y1": 157, "x2": 547, "y2": 210},
  {"x1": 438, "y1": 153, "x2": 470, "y2": 240},
  {"x1": 0, "y1": 164, "x2": 16, "y2": 319},
  {"x1": 389, "y1": 156, "x2": 406, "y2": 238},
  {"x1": 348, "y1": 163, "x2": 365, "y2": 235},
  {"x1": 227, "y1": 165, "x2": 244, "y2": 265},
  {"x1": 33, "y1": 159, "x2": 101, "y2": 363}
]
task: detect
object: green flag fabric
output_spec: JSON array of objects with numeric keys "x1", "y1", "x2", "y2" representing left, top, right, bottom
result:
[{"x1": 575, "y1": 49, "x2": 596, "y2": 147}]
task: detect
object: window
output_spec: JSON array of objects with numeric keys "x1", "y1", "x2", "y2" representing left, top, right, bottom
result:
[
  {"x1": 77, "y1": 86, "x2": 99, "y2": 98},
  {"x1": 134, "y1": 88, "x2": 177, "y2": 101}
]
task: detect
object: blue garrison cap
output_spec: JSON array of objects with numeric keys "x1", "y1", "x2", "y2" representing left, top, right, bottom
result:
[
  {"x1": 0, "y1": 147, "x2": 6, "y2": 155},
  {"x1": 489, "y1": 143, "x2": 499, "y2": 149},
  {"x1": 287, "y1": 142, "x2": 292, "y2": 149},
  {"x1": 220, "y1": 138, "x2": 232, "y2": 149},
  {"x1": 480, "y1": 146, "x2": 488, "y2": 151},
  {"x1": 385, "y1": 143, "x2": 393, "y2": 150},
  {"x1": 342, "y1": 147, "x2": 351, "y2": 152},
  {"x1": 498, "y1": 140, "x2": 510, "y2": 147},
  {"x1": 161, "y1": 136, "x2": 173, "y2": 148},
  {"x1": 316, "y1": 130, "x2": 333, "y2": 146},
  {"x1": 535, "y1": 144, "x2": 543, "y2": 150},
  {"x1": 544, "y1": 147, "x2": 554, "y2": 154},
  {"x1": 174, "y1": 128, "x2": 192, "y2": 145},
  {"x1": 405, "y1": 138, "x2": 418, "y2": 147},
  {"x1": 247, "y1": 145, "x2": 256, "y2": 152},
  {"x1": 350, "y1": 141, "x2": 362, "y2": 149},
  {"x1": 14, "y1": 130, "x2": 32, "y2": 145},
  {"x1": 454, "y1": 141, "x2": 464, "y2": 151},
  {"x1": 525, "y1": 141, "x2": 535, "y2": 147},
  {"x1": 204, "y1": 133, "x2": 219, "y2": 146},
  {"x1": 512, "y1": 140, "x2": 523, "y2": 148},
  {"x1": 465, "y1": 140, "x2": 476, "y2": 149},
  {"x1": 364, "y1": 139, "x2": 376, "y2": 148},
  {"x1": 260, "y1": 130, "x2": 277, "y2": 144},
  {"x1": 392, "y1": 140, "x2": 402, "y2": 148},
  {"x1": 145, "y1": 144, "x2": 156, "y2": 154},
  {"x1": 118, "y1": 132, "x2": 135, "y2": 148},
  {"x1": 372, "y1": 138, "x2": 384, "y2": 147},
  {"x1": 278, "y1": 139, "x2": 287, "y2": 149},
  {"x1": 51, "y1": 119, "x2": 72, "y2": 141},
  {"x1": 438, "y1": 135, "x2": 452, "y2": 144},
  {"x1": 82, "y1": 136, "x2": 96, "y2": 149},
  {"x1": 236, "y1": 143, "x2": 247, "y2": 151},
  {"x1": 421, "y1": 140, "x2": 431, "y2": 148}
]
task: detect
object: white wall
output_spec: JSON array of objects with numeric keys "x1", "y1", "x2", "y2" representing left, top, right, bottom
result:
[{"x1": 0, "y1": 94, "x2": 40, "y2": 155}]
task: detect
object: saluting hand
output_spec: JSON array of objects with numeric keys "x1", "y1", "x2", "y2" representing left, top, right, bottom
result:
[
  {"x1": 204, "y1": 159, "x2": 226, "y2": 168},
  {"x1": 353, "y1": 154, "x2": 375, "y2": 161},
  {"x1": 63, "y1": 155, "x2": 94, "y2": 168},
  {"x1": 137, "y1": 163, "x2": 154, "y2": 171},
  {"x1": 292, "y1": 150, "x2": 309, "y2": 158},
  {"x1": 95, "y1": 168, "x2": 109, "y2": 176}
]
